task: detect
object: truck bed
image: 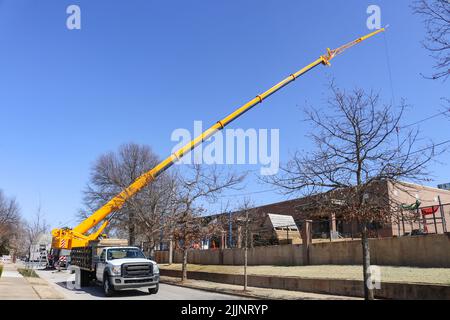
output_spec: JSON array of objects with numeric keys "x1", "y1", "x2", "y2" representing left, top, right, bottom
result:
[
  {"x1": 70, "y1": 239, "x2": 129, "y2": 271},
  {"x1": 70, "y1": 246, "x2": 95, "y2": 271}
]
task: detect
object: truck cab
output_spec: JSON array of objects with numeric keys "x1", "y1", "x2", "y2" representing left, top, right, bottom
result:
[{"x1": 94, "y1": 246, "x2": 159, "y2": 297}]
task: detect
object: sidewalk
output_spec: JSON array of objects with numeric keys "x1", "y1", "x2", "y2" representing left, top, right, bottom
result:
[
  {"x1": 160, "y1": 276, "x2": 360, "y2": 300},
  {"x1": 0, "y1": 262, "x2": 64, "y2": 300},
  {"x1": 0, "y1": 263, "x2": 39, "y2": 300}
]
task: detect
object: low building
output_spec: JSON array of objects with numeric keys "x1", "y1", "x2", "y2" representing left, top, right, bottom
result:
[{"x1": 210, "y1": 180, "x2": 450, "y2": 247}]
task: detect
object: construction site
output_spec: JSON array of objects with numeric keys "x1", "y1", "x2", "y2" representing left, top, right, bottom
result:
[{"x1": 0, "y1": 0, "x2": 449, "y2": 306}]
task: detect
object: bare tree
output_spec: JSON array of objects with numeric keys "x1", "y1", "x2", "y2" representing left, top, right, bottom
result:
[
  {"x1": 130, "y1": 173, "x2": 179, "y2": 257},
  {"x1": 412, "y1": 0, "x2": 450, "y2": 81},
  {"x1": 171, "y1": 164, "x2": 244, "y2": 281},
  {"x1": 25, "y1": 204, "x2": 49, "y2": 262},
  {"x1": 0, "y1": 190, "x2": 22, "y2": 257},
  {"x1": 81, "y1": 143, "x2": 174, "y2": 246},
  {"x1": 9, "y1": 222, "x2": 28, "y2": 261},
  {"x1": 265, "y1": 85, "x2": 435, "y2": 300}
]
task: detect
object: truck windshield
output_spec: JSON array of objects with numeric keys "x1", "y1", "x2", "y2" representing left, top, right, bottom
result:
[{"x1": 107, "y1": 248, "x2": 145, "y2": 260}]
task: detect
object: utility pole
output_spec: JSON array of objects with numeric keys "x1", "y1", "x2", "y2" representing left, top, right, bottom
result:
[
  {"x1": 236, "y1": 210, "x2": 250, "y2": 291},
  {"x1": 229, "y1": 211, "x2": 233, "y2": 248},
  {"x1": 168, "y1": 236, "x2": 173, "y2": 265},
  {"x1": 244, "y1": 209, "x2": 249, "y2": 291}
]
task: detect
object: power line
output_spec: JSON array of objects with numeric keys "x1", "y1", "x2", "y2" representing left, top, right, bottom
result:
[
  {"x1": 222, "y1": 188, "x2": 279, "y2": 198},
  {"x1": 221, "y1": 139, "x2": 450, "y2": 198},
  {"x1": 218, "y1": 106, "x2": 450, "y2": 199},
  {"x1": 382, "y1": 32, "x2": 450, "y2": 130},
  {"x1": 401, "y1": 109, "x2": 450, "y2": 129},
  {"x1": 383, "y1": 32, "x2": 396, "y2": 106},
  {"x1": 394, "y1": 139, "x2": 450, "y2": 158}
]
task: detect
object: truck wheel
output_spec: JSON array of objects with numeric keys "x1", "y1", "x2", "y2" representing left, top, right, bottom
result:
[
  {"x1": 103, "y1": 276, "x2": 115, "y2": 297},
  {"x1": 148, "y1": 284, "x2": 159, "y2": 295}
]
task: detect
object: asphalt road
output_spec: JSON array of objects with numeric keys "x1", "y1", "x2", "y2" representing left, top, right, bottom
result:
[{"x1": 36, "y1": 269, "x2": 246, "y2": 300}]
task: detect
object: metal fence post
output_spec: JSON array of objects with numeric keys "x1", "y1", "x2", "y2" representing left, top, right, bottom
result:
[
  {"x1": 416, "y1": 206, "x2": 421, "y2": 231},
  {"x1": 401, "y1": 208, "x2": 406, "y2": 235},
  {"x1": 438, "y1": 196, "x2": 447, "y2": 233}
]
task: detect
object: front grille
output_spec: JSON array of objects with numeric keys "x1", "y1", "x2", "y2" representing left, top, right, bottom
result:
[
  {"x1": 124, "y1": 278, "x2": 153, "y2": 284},
  {"x1": 122, "y1": 263, "x2": 153, "y2": 278}
]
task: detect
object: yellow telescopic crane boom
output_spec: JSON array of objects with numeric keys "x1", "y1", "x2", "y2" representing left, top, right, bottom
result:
[{"x1": 52, "y1": 28, "x2": 386, "y2": 250}]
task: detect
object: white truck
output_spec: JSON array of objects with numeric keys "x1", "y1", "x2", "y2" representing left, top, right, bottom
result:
[{"x1": 70, "y1": 240, "x2": 160, "y2": 297}]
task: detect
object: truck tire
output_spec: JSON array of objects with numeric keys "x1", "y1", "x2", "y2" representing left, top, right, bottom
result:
[
  {"x1": 148, "y1": 284, "x2": 159, "y2": 295},
  {"x1": 80, "y1": 269, "x2": 91, "y2": 287},
  {"x1": 103, "y1": 276, "x2": 115, "y2": 297}
]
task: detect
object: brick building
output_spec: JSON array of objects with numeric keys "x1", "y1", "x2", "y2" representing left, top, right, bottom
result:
[{"x1": 213, "y1": 180, "x2": 450, "y2": 247}]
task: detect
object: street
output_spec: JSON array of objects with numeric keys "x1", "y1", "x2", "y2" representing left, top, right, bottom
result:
[{"x1": 36, "y1": 269, "x2": 246, "y2": 300}]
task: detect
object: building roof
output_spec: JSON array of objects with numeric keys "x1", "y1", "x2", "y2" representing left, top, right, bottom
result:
[
  {"x1": 267, "y1": 214, "x2": 298, "y2": 230},
  {"x1": 393, "y1": 180, "x2": 450, "y2": 195}
]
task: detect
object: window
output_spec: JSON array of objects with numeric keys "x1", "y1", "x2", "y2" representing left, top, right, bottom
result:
[
  {"x1": 106, "y1": 248, "x2": 145, "y2": 260},
  {"x1": 368, "y1": 221, "x2": 383, "y2": 230},
  {"x1": 99, "y1": 250, "x2": 105, "y2": 262}
]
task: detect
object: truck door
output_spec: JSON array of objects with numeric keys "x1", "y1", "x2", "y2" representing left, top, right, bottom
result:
[{"x1": 96, "y1": 249, "x2": 106, "y2": 282}]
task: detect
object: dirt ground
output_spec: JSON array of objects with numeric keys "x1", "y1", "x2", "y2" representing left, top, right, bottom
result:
[{"x1": 160, "y1": 264, "x2": 450, "y2": 285}]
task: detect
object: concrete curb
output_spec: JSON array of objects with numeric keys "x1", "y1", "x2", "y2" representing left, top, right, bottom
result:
[
  {"x1": 160, "y1": 276, "x2": 265, "y2": 300},
  {"x1": 160, "y1": 276, "x2": 358, "y2": 300}
]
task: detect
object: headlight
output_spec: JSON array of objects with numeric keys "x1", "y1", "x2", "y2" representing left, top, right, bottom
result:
[
  {"x1": 153, "y1": 264, "x2": 159, "y2": 274},
  {"x1": 111, "y1": 266, "x2": 121, "y2": 275}
]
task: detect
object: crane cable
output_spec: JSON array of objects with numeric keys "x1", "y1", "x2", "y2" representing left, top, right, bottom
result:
[
  {"x1": 382, "y1": 29, "x2": 401, "y2": 152},
  {"x1": 381, "y1": 30, "x2": 450, "y2": 157},
  {"x1": 383, "y1": 28, "x2": 396, "y2": 107},
  {"x1": 382, "y1": 28, "x2": 450, "y2": 147}
]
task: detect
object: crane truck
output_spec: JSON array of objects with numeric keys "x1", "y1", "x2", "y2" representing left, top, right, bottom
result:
[{"x1": 51, "y1": 28, "x2": 386, "y2": 297}]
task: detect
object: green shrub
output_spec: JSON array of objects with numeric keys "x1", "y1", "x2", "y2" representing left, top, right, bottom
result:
[{"x1": 17, "y1": 268, "x2": 39, "y2": 278}]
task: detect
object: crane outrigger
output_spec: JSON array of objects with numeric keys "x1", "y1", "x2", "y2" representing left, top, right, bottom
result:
[{"x1": 52, "y1": 28, "x2": 386, "y2": 251}]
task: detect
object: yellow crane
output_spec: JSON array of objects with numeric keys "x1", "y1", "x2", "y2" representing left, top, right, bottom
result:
[{"x1": 52, "y1": 28, "x2": 386, "y2": 250}]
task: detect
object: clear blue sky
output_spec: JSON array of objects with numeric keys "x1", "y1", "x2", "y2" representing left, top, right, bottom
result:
[{"x1": 0, "y1": 0, "x2": 448, "y2": 229}]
